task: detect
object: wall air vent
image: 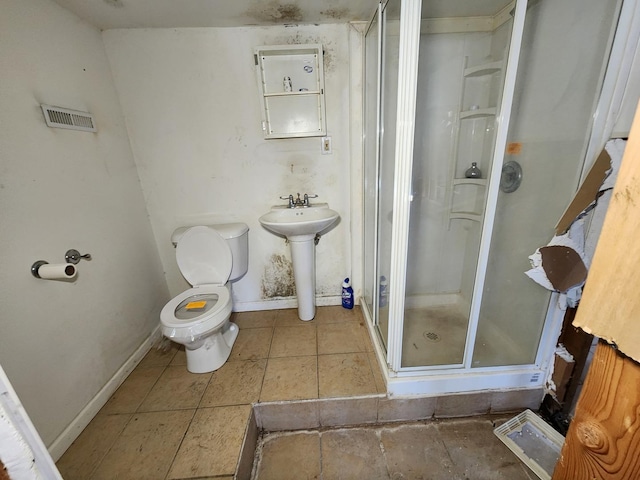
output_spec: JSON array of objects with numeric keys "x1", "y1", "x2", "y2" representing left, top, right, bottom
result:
[{"x1": 40, "y1": 105, "x2": 96, "y2": 132}]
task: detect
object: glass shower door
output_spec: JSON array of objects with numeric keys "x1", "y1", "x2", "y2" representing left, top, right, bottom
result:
[
  {"x1": 364, "y1": 0, "x2": 402, "y2": 352},
  {"x1": 402, "y1": 0, "x2": 517, "y2": 368}
]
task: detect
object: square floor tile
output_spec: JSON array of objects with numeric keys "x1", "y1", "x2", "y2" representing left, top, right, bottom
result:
[
  {"x1": 380, "y1": 423, "x2": 450, "y2": 478},
  {"x1": 315, "y1": 305, "x2": 362, "y2": 324},
  {"x1": 255, "y1": 432, "x2": 321, "y2": 480},
  {"x1": 168, "y1": 405, "x2": 251, "y2": 478},
  {"x1": 275, "y1": 308, "x2": 313, "y2": 326},
  {"x1": 100, "y1": 366, "x2": 164, "y2": 414},
  {"x1": 269, "y1": 325, "x2": 317, "y2": 358},
  {"x1": 318, "y1": 323, "x2": 369, "y2": 355},
  {"x1": 56, "y1": 413, "x2": 131, "y2": 480},
  {"x1": 321, "y1": 428, "x2": 389, "y2": 479},
  {"x1": 138, "y1": 366, "x2": 211, "y2": 412},
  {"x1": 318, "y1": 353, "x2": 377, "y2": 398},
  {"x1": 169, "y1": 346, "x2": 187, "y2": 366},
  {"x1": 137, "y1": 341, "x2": 179, "y2": 367},
  {"x1": 230, "y1": 327, "x2": 273, "y2": 361},
  {"x1": 91, "y1": 410, "x2": 194, "y2": 480},
  {"x1": 232, "y1": 310, "x2": 277, "y2": 329},
  {"x1": 199, "y1": 359, "x2": 266, "y2": 407},
  {"x1": 260, "y1": 356, "x2": 318, "y2": 402}
]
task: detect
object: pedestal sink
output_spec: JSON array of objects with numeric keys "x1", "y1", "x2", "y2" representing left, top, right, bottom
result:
[{"x1": 259, "y1": 203, "x2": 340, "y2": 321}]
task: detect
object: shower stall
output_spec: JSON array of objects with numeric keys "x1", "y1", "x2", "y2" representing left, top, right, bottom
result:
[{"x1": 362, "y1": 0, "x2": 624, "y2": 394}]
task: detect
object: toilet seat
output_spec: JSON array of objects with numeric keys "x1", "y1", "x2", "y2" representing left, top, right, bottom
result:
[
  {"x1": 161, "y1": 284, "x2": 232, "y2": 340},
  {"x1": 176, "y1": 226, "x2": 232, "y2": 286}
]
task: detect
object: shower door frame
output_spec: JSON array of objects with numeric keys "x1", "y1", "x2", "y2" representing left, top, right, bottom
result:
[{"x1": 362, "y1": 0, "x2": 563, "y2": 395}]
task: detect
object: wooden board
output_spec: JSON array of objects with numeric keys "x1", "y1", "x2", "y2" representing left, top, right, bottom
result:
[
  {"x1": 572, "y1": 101, "x2": 640, "y2": 362},
  {"x1": 552, "y1": 342, "x2": 640, "y2": 479}
]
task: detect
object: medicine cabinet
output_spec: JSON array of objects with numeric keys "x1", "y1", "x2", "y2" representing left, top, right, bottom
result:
[{"x1": 254, "y1": 44, "x2": 326, "y2": 139}]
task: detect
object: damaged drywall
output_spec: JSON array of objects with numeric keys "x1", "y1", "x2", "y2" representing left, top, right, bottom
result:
[{"x1": 525, "y1": 139, "x2": 625, "y2": 308}]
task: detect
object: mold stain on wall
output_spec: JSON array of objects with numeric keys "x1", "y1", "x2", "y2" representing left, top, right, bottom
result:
[
  {"x1": 262, "y1": 253, "x2": 296, "y2": 298},
  {"x1": 246, "y1": 1, "x2": 303, "y2": 24}
]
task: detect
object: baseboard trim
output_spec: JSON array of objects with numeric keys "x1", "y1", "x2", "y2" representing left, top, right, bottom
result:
[
  {"x1": 48, "y1": 326, "x2": 162, "y2": 461},
  {"x1": 234, "y1": 295, "x2": 343, "y2": 312}
]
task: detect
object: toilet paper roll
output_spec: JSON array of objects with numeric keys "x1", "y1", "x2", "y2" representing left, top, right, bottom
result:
[{"x1": 37, "y1": 263, "x2": 77, "y2": 280}]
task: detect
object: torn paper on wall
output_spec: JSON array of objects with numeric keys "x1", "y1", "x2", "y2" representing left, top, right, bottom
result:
[
  {"x1": 526, "y1": 139, "x2": 625, "y2": 309},
  {"x1": 525, "y1": 220, "x2": 588, "y2": 308}
]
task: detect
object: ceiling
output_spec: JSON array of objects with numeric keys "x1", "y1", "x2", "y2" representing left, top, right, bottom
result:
[
  {"x1": 51, "y1": 0, "x2": 378, "y2": 30},
  {"x1": 51, "y1": 0, "x2": 514, "y2": 30}
]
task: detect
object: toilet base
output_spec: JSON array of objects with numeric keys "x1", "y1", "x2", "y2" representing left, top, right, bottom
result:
[{"x1": 185, "y1": 321, "x2": 239, "y2": 373}]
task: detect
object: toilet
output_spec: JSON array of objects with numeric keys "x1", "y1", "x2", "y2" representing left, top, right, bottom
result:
[{"x1": 160, "y1": 223, "x2": 249, "y2": 373}]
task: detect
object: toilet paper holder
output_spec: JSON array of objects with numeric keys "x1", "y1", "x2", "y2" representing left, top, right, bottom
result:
[
  {"x1": 31, "y1": 249, "x2": 91, "y2": 279},
  {"x1": 64, "y1": 249, "x2": 92, "y2": 264}
]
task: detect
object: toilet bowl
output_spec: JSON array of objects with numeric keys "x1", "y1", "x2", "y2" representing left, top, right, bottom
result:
[{"x1": 160, "y1": 223, "x2": 249, "y2": 373}]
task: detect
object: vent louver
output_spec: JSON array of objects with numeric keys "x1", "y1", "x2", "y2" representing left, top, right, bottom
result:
[{"x1": 41, "y1": 105, "x2": 96, "y2": 132}]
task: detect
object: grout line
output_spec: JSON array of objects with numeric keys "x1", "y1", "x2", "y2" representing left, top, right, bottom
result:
[
  {"x1": 162, "y1": 408, "x2": 197, "y2": 480},
  {"x1": 83, "y1": 412, "x2": 133, "y2": 479}
]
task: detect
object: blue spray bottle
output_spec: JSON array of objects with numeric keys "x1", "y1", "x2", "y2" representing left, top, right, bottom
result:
[{"x1": 342, "y1": 278, "x2": 354, "y2": 309}]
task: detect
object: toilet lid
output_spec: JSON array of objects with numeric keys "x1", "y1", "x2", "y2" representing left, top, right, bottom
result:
[{"x1": 176, "y1": 226, "x2": 232, "y2": 286}]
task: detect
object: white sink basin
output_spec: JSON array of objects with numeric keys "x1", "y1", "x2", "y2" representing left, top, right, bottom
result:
[{"x1": 259, "y1": 203, "x2": 340, "y2": 238}]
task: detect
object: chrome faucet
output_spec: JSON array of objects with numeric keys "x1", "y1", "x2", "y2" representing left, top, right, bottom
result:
[
  {"x1": 280, "y1": 194, "x2": 295, "y2": 208},
  {"x1": 280, "y1": 193, "x2": 318, "y2": 208}
]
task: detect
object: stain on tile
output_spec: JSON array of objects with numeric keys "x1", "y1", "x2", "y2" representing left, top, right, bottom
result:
[
  {"x1": 318, "y1": 323, "x2": 369, "y2": 355},
  {"x1": 137, "y1": 341, "x2": 179, "y2": 367},
  {"x1": 270, "y1": 325, "x2": 317, "y2": 357},
  {"x1": 314, "y1": 305, "x2": 362, "y2": 324},
  {"x1": 169, "y1": 346, "x2": 187, "y2": 366},
  {"x1": 321, "y1": 428, "x2": 389, "y2": 479},
  {"x1": 200, "y1": 359, "x2": 266, "y2": 407},
  {"x1": 256, "y1": 432, "x2": 321, "y2": 480},
  {"x1": 138, "y1": 366, "x2": 211, "y2": 412},
  {"x1": 168, "y1": 405, "x2": 251, "y2": 479},
  {"x1": 100, "y1": 366, "x2": 164, "y2": 414},
  {"x1": 275, "y1": 308, "x2": 313, "y2": 326},
  {"x1": 233, "y1": 310, "x2": 277, "y2": 329},
  {"x1": 255, "y1": 400, "x2": 320, "y2": 431},
  {"x1": 318, "y1": 353, "x2": 377, "y2": 398},
  {"x1": 230, "y1": 327, "x2": 273, "y2": 361},
  {"x1": 56, "y1": 413, "x2": 131, "y2": 480},
  {"x1": 260, "y1": 356, "x2": 318, "y2": 401},
  {"x1": 318, "y1": 397, "x2": 379, "y2": 427},
  {"x1": 91, "y1": 410, "x2": 194, "y2": 480}
]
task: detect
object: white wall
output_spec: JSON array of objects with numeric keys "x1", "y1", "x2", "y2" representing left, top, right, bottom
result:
[
  {"x1": 102, "y1": 24, "x2": 354, "y2": 309},
  {"x1": 0, "y1": 0, "x2": 168, "y2": 446}
]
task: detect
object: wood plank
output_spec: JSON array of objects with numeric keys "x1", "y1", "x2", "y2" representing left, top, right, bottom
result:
[
  {"x1": 552, "y1": 341, "x2": 640, "y2": 479},
  {"x1": 572, "y1": 101, "x2": 640, "y2": 362}
]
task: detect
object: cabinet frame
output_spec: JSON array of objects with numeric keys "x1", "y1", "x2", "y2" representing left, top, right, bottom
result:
[{"x1": 254, "y1": 44, "x2": 327, "y2": 139}]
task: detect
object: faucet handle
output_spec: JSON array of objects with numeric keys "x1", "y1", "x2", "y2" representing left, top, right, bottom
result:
[
  {"x1": 279, "y1": 194, "x2": 295, "y2": 208},
  {"x1": 303, "y1": 193, "x2": 318, "y2": 207}
]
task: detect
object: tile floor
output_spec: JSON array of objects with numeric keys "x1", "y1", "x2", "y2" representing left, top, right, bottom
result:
[
  {"x1": 56, "y1": 306, "x2": 384, "y2": 479},
  {"x1": 253, "y1": 417, "x2": 537, "y2": 480}
]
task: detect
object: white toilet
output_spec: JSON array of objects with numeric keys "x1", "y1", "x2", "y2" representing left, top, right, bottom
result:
[{"x1": 160, "y1": 223, "x2": 249, "y2": 373}]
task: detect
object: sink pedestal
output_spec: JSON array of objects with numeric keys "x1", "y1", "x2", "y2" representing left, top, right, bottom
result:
[
  {"x1": 258, "y1": 202, "x2": 340, "y2": 322},
  {"x1": 289, "y1": 234, "x2": 316, "y2": 321}
]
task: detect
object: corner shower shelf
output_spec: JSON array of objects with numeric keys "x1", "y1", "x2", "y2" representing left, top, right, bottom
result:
[
  {"x1": 464, "y1": 60, "x2": 503, "y2": 78},
  {"x1": 453, "y1": 178, "x2": 487, "y2": 186},
  {"x1": 460, "y1": 107, "x2": 497, "y2": 119},
  {"x1": 449, "y1": 212, "x2": 483, "y2": 222}
]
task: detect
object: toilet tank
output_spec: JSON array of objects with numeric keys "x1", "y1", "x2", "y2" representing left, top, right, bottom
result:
[
  {"x1": 171, "y1": 223, "x2": 249, "y2": 282},
  {"x1": 210, "y1": 223, "x2": 249, "y2": 282}
]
